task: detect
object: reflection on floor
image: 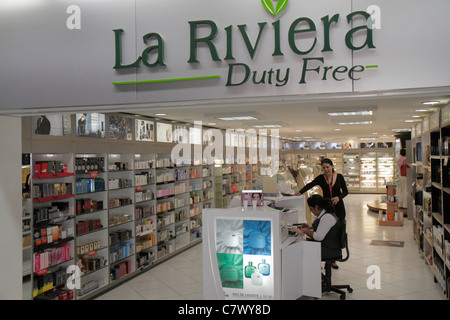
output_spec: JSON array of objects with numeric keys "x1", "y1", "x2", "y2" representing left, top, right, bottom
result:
[{"x1": 96, "y1": 194, "x2": 447, "y2": 300}]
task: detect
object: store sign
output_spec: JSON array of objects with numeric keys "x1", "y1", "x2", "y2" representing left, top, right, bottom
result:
[{"x1": 112, "y1": 3, "x2": 376, "y2": 87}]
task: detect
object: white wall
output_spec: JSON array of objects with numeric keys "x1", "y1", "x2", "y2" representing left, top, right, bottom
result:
[{"x1": 0, "y1": 115, "x2": 22, "y2": 299}]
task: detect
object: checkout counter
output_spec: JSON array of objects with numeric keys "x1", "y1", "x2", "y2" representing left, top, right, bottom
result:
[{"x1": 202, "y1": 194, "x2": 321, "y2": 300}]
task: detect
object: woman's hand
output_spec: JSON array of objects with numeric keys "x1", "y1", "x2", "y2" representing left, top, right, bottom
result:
[{"x1": 331, "y1": 197, "x2": 340, "y2": 205}]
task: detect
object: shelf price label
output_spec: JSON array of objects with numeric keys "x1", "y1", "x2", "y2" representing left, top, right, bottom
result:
[{"x1": 89, "y1": 171, "x2": 99, "y2": 178}]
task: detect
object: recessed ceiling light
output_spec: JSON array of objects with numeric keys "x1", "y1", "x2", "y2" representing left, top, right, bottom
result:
[
  {"x1": 411, "y1": 115, "x2": 421, "y2": 118},
  {"x1": 328, "y1": 111, "x2": 373, "y2": 116},
  {"x1": 360, "y1": 137, "x2": 376, "y2": 140},
  {"x1": 207, "y1": 122, "x2": 216, "y2": 126},
  {"x1": 372, "y1": 132, "x2": 378, "y2": 135},
  {"x1": 217, "y1": 116, "x2": 258, "y2": 121},
  {"x1": 414, "y1": 109, "x2": 429, "y2": 112},
  {"x1": 252, "y1": 124, "x2": 282, "y2": 128},
  {"x1": 404, "y1": 119, "x2": 421, "y2": 123},
  {"x1": 334, "y1": 128, "x2": 342, "y2": 131},
  {"x1": 422, "y1": 101, "x2": 439, "y2": 105},
  {"x1": 338, "y1": 121, "x2": 372, "y2": 125},
  {"x1": 391, "y1": 128, "x2": 412, "y2": 132},
  {"x1": 295, "y1": 129, "x2": 303, "y2": 132},
  {"x1": 155, "y1": 113, "x2": 167, "y2": 116}
]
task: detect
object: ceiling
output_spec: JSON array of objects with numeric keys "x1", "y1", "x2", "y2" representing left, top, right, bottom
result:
[{"x1": 122, "y1": 89, "x2": 450, "y2": 143}]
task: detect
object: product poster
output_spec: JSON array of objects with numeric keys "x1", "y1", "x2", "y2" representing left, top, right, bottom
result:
[
  {"x1": 311, "y1": 142, "x2": 325, "y2": 150},
  {"x1": 135, "y1": 119, "x2": 154, "y2": 141},
  {"x1": 327, "y1": 142, "x2": 342, "y2": 149},
  {"x1": 34, "y1": 115, "x2": 71, "y2": 136},
  {"x1": 295, "y1": 142, "x2": 309, "y2": 150},
  {"x1": 215, "y1": 218, "x2": 273, "y2": 299},
  {"x1": 76, "y1": 113, "x2": 105, "y2": 138},
  {"x1": 156, "y1": 122, "x2": 173, "y2": 143},
  {"x1": 109, "y1": 115, "x2": 132, "y2": 140}
]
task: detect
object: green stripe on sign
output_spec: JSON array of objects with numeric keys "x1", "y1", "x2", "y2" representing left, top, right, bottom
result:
[
  {"x1": 112, "y1": 75, "x2": 221, "y2": 85},
  {"x1": 365, "y1": 65, "x2": 378, "y2": 69}
]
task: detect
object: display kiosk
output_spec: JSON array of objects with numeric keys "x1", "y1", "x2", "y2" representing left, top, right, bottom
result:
[{"x1": 202, "y1": 196, "x2": 321, "y2": 300}]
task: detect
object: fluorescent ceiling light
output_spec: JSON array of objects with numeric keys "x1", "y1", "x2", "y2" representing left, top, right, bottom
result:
[
  {"x1": 338, "y1": 121, "x2": 372, "y2": 125},
  {"x1": 295, "y1": 129, "x2": 303, "y2": 132},
  {"x1": 328, "y1": 111, "x2": 373, "y2": 116},
  {"x1": 391, "y1": 128, "x2": 412, "y2": 132},
  {"x1": 217, "y1": 116, "x2": 258, "y2": 121},
  {"x1": 404, "y1": 119, "x2": 421, "y2": 123},
  {"x1": 207, "y1": 122, "x2": 216, "y2": 125},
  {"x1": 154, "y1": 113, "x2": 167, "y2": 116},
  {"x1": 414, "y1": 109, "x2": 429, "y2": 112},
  {"x1": 360, "y1": 137, "x2": 376, "y2": 140},
  {"x1": 334, "y1": 128, "x2": 342, "y2": 131},
  {"x1": 252, "y1": 124, "x2": 282, "y2": 128},
  {"x1": 411, "y1": 115, "x2": 421, "y2": 118},
  {"x1": 422, "y1": 101, "x2": 439, "y2": 105}
]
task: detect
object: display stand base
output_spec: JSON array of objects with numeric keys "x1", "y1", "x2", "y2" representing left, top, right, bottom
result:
[{"x1": 378, "y1": 219, "x2": 404, "y2": 227}]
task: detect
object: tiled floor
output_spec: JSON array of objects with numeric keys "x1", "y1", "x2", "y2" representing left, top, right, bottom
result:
[{"x1": 95, "y1": 194, "x2": 448, "y2": 300}]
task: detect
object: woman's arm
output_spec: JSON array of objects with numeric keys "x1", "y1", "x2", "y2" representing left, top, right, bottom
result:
[{"x1": 298, "y1": 175, "x2": 321, "y2": 195}]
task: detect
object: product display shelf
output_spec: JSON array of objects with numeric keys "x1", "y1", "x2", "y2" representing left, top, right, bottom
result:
[
  {"x1": 74, "y1": 153, "x2": 109, "y2": 299},
  {"x1": 25, "y1": 151, "x2": 228, "y2": 299},
  {"x1": 343, "y1": 153, "x2": 360, "y2": 191},
  {"x1": 31, "y1": 153, "x2": 76, "y2": 300},
  {"x1": 412, "y1": 107, "x2": 450, "y2": 296},
  {"x1": 107, "y1": 153, "x2": 136, "y2": 286},
  {"x1": 134, "y1": 153, "x2": 157, "y2": 270},
  {"x1": 377, "y1": 152, "x2": 395, "y2": 191},
  {"x1": 360, "y1": 152, "x2": 378, "y2": 192},
  {"x1": 154, "y1": 154, "x2": 176, "y2": 259},
  {"x1": 22, "y1": 154, "x2": 33, "y2": 299}
]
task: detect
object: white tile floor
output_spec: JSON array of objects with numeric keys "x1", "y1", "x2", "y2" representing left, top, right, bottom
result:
[{"x1": 95, "y1": 194, "x2": 448, "y2": 300}]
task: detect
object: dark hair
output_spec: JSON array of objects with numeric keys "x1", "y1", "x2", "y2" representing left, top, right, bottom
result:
[
  {"x1": 321, "y1": 158, "x2": 335, "y2": 172},
  {"x1": 400, "y1": 149, "x2": 406, "y2": 156},
  {"x1": 307, "y1": 194, "x2": 335, "y2": 213}
]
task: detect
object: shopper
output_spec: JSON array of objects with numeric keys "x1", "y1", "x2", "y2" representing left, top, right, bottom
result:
[
  {"x1": 292, "y1": 195, "x2": 341, "y2": 260},
  {"x1": 396, "y1": 148, "x2": 411, "y2": 208},
  {"x1": 295, "y1": 158, "x2": 348, "y2": 268}
]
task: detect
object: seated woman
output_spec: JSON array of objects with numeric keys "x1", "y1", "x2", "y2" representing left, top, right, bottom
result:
[{"x1": 292, "y1": 194, "x2": 342, "y2": 261}]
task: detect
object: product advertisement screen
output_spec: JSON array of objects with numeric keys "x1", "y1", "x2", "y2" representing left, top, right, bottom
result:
[{"x1": 215, "y1": 218, "x2": 274, "y2": 300}]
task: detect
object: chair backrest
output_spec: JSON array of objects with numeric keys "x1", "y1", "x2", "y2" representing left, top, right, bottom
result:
[{"x1": 339, "y1": 220, "x2": 350, "y2": 262}]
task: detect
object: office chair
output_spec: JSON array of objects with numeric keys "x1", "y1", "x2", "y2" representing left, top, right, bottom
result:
[{"x1": 321, "y1": 220, "x2": 353, "y2": 300}]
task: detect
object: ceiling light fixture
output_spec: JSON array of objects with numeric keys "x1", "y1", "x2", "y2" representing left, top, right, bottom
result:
[
  {"x1": 391, "y1": 128, "x2": 412, "y2": 132},
  {"x1": 154, "y1": 113, "x2": 167, "y2": 116},
  {"x1": 252, "y1": 124, "x2": 282, "y2": 128},
  {"x1": 422, "y1": 101, "x2": 439, "y2": 105},
  {"x1": 217, "y1": 116, "x2": 258, "y2": 121},
  {"x1": 328, "y1": 111, "x2": 373, "y2": 116},
  {"x1": 338, "y1": 121, "x2": 372, "y2": 125}
]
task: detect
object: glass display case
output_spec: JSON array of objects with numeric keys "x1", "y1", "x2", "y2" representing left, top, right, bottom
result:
[
  {"x1": 360, "y1": 152, "x2": 377, "y2": 192},
  {"x1": 343, "y1": 153, "x2": 360, "y2": 191}
]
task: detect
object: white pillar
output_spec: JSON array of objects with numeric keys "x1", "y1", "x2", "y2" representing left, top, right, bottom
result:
[{"x1": 0, "y1": 115, "x2": 22, "y2": 299}]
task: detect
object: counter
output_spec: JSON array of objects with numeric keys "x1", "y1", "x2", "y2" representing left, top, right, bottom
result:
[{"x1": 202, "y1": 196, "x2": 321, "y2": 300}]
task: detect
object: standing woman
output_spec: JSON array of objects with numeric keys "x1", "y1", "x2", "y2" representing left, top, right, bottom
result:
[
  {"x1": 296, "y1": 158, "x2": 348, "y2": 268},
  {"x1": 396, "y1": 148, "x2": 411, "y2": 209}
]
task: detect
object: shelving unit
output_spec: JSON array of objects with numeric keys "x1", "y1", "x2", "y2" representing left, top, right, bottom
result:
[
  {"x1": 280, "y1": 146, "x2": 395, "y2": 193},
  {"x1": 360, "y1": 152, "x2": 378, "y2": 192},
  {"x1": 343, "y1": 153, "x2": 360, "y2": 191},
  {"x1": 25, "y1": 151, "x2": 215, "y2": 299},
  {"x1": 411, "y1": 105, "x2": 450, "y2": 297}
]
